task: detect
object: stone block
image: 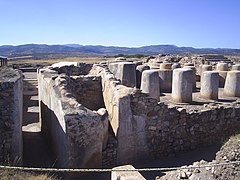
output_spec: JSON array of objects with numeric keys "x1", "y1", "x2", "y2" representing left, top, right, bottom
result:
[
  {"x1": 172, "y1": 68, "x2": 193, "y2": 103},
  {"x1": 224, "y1": 71, "x2": 240, "y2": 97},
  {"x1": 216, "y1": 62, "x2": 228, "y2": 71},
  {"x1": 157, "y1": 69, "x2": 173, "y2": 93},
  {"x1": 200, "y1": 71, "x2": 219, "y2": 100},
  {"x1": 141, "y1": 70, "x2": 160, "y2": 100},
  {"x1": 136, "y1": 65, "x2": 150, "y2": 89},
  {"x1": 111, "y1": 165, "x2": 146, "y2": 180}
]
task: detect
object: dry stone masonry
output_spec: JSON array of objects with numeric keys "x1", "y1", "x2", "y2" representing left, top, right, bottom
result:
[
  {"x1": 0, "y1": 68, "x2": 23, "y2": 165},
  {"x1": 1, "y1": 55, "x2": 240, "y2": 171}
]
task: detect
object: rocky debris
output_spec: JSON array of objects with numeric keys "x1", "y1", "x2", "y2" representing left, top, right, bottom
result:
[
  {"x1": 212, "y1": 134, "x2": 240, "y2": 179},
  {"x1": 147, "y1": 54, "x2": 183, "y2": 64},
  {"x1": 158, "y1": 134, "x2": 240, "y2": 180},
  {"x1": 0, "y1": 67, "x2": 21, "y2": 80}
]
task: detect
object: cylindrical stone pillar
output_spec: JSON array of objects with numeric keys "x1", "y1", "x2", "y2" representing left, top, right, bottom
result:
[
  {"x1": 172, "y1": 68, "x2": 193, "y2": 103},
  {"x1": 218, "y1": 71, "x2": 228, "y2": 88},
  {"x1": 200, "y1": 71, "x2": 219, "y2": 100},
  {"x1": 134, "y1": 61, "x2": 143, "y2": 66},
  {"x1": 184, "y1": 63, "x2": 194, "y2": 67},
  {"x1": 136, "y1": 65, "x2": 150, "y2": 89},
  {"x1": 201, "y1": 65, "x2": 212, "y2": 75},
  {"x1": 118, "y1": 62, "x2": 136, "y2": 87},
  {"x1": 171, "y1": 63, "x2": 181, "y2": 70},
  {"x1": 231, "y1": 64, "x2": 240, "y2": 71},
  {"x1": 149, "y1": 62, "x2": 160, "y2": 69},
  {"x1": 157, "y1": 69, "x2": 172, "y2": 93},
  {"x1": 216, "y1": 63, "x2": 228, "y2": 71},
  {"x1": 224, "y1": 71, "x2": 240, "y2": 97},
  {"x1": 183, "y1": 66, "x2": 196, "y2": 90},
  {"x1": 160, "y1": 63, "x2": 172, "y2": 70},
  {"x1": 141, "y1": 70, "x2": 160, "y2": 100}
]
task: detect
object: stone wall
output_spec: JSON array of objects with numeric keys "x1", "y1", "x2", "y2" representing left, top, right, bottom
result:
[
  {"x1": 38, "y1": 65, "x2": 108, "y2": 168},
  {"x1": 68, "y1": 76, "x2": 105, "y2": 111},
  {"x1": 37, "y1": 63, "x2": 240, "y2": 169},
  {"x1": 94, "y1": 65, "x2": 149, "y2": 164},
  {"x1": 94, "y1": 64, "x2": 240, "y2": 165},
  {"x1": 131, "y1": 92, "x2": 240, "y2": 158},
  {"x1": 0, "y1": 68, "x2": 23, "y2": 165}
]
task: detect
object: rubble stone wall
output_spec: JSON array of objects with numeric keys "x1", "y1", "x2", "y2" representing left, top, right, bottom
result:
[
  {"x1": 37, "y1": 63, "x2": 240, "y2": 168},
  {"x1": 68, "y1": 76, "x2": 105, "y2": 110},
  {"x1": 96, "y1": 64, "x2": 240, "y2": 165},
  {"x1": 131, "y1": 92, "x2": 240, "y2": 158},
  {"x1": 0, "y1": 68, "x2": 23, "y2": 165},
  {"x1": 38, "y1": 67, "x2": 107, "y2": 168}
]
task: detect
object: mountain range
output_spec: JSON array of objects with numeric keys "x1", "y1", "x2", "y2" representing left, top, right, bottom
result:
[{"x1": 0, "y1": 44, "x2": 240, "y2": 58}]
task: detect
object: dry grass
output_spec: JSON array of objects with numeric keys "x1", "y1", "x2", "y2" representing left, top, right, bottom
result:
[
  {"x1": 0, "y1": 169, "x2": 56, "y2": 180},
  {"x1": 8, "y1": 57, "x2": 113, "y2": 66}
]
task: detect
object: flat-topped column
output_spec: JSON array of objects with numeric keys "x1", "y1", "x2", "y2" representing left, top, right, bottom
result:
[
  {"x1": 120, "y1": 62, "x2": 136, "y2": 87},
  {"x1": 141, "y1": 70, "x2": 160, "y2": 100},
  {"x1": 172, "y1": 68, "x2": 193, "y2": 103},
  {"x1": 108, "y1": 62, "x2": 136, "y2": 87},
  {"x1": 216, "y1": 63, "x2": 228, "y2": 88},
  {"x1": 183, "y1": 66, "x2": 196, "y2": 90},
  {"x1": 149, "y1": 62, "x2": 160, "y2": 69},
  {"x1": 216, "y1": 62, "x2": 228, "y2": 71},
  {"x1": 160, "y1": 63, "x2": 172, "y2": 70},
  {"x1": 200, "y1": 71, "x2": 219, "y2": 100},
  {"x1": 200, "y1": 65, "x2": 212, "y2": 75},
  {"x1": 136, "y1": 65, "x2": 150, "y2": 89},
  {"x1": 224, "y1": 71, "x2": 240, "y2": 97},
  {"x1": 157, "y1": 69, "x2": 172, "y2": 93},
  {"x1": 171, "y1": 63, "x2": 181, "y2": 70},
  {"x1": 232, "y1": 64, "x2": 240, "y2": 71},
  {"x1": 184, "y1": 63, "x2": 194, "y2": 67}
]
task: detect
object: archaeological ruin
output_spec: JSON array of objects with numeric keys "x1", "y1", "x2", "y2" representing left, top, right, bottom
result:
[{"x1": 1, "y1": 54, "x2": 240, "y2": 175}]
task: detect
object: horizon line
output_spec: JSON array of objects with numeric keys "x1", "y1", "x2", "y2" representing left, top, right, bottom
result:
[{"x1": 0, "y1": 43, "x2": 239, "y2": 50}]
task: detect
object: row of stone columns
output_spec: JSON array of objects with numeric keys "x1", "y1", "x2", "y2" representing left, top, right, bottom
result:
[
  {"x1": 108, "y1": 61, "x2": 240, "y2": 103},
  {"x1": 0, "y1": 57, "x2": 8, "y2": 67},
  {"x1": 140, "y1": 66, "x2": 240, "y2": 103}
]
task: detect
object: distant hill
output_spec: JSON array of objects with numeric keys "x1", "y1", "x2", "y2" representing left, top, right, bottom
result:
[{"x1": 0, "y1": 44, "x2": 240, "y2": 58}]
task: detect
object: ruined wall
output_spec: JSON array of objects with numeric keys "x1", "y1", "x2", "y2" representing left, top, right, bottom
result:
[
  {"x1": 68, "y1": 76, "x2": 105, "y2": 110},
  {"x1": 0, "y1": 68, "x2": 23, "y2": 165},
  {"x1": 131, "y1": 91, "x2": 240, "y2": 158},
  {"x1": 38, "y1": 66, "x2": 107, "y2": 168},
  {"x1": 38, "y1": 63, "x2": 240, "y2": 168},
  {"x1": 94, "y1": 65, "x2": 149, "y2": 165},
  {"x1": 95, "y1": 64, "x2": 240, "y2": 166}
]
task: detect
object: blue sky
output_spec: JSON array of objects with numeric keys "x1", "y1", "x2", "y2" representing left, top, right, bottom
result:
[{"x1": 0, "y1": 0, "x2": 239, "y2": 48}]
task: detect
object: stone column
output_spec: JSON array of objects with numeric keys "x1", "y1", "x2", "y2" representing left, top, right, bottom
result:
[
  {"x1": 109, "y1": 62, "x2": 136, "y2": 87},
  {"x1": 200, "y1": 65, "x2": 212, "y2": 75},
  {"x1": 157, "y1": 69, "x2": 172, "y2": 93},
  {"x1": 218, "y1": 71, "x2": 228, "y2": 88},
  {"x1": 120, "y1": 62, "x2": 136, "y2": 87},
  {"x1": 149, "y1": 62, "x2": 160, "y2": 69},
  {"x1": 172, "y1": 68, "x2": 193, "y2": 103},
  {"x1": 232, "y1": 64, "x2": 240, "y2": 71},
  {"x1": 136, "y1": 65, "x2": 150, "y2": 89},
  {"x1": 216, "y1": 62, "x2": 228, "y2": 71},
  {"x1": 216, "y1": 63, "x2": 228, "y2": 88},
  {"x1": 200, "y1": 71, "x2": 219, "y2": 100},
  {"x1": 184, "y1": 63, "x2": 194, "y2": 67},
  {"x1": 224, "y1": 71, "x2": 240, "y2": 97},
  {"x1": 141, "y1": 70, "x2": 160, "y2": 100},
  {"x1": 160, "y1": 63, "x2": 172, "y2": 70},
  {"x1": 183, "y1": 66, "x2": 196, "y2": 90},
  {"x1": 171, "y1": 63, "x2": 181, "y2": 70}
]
